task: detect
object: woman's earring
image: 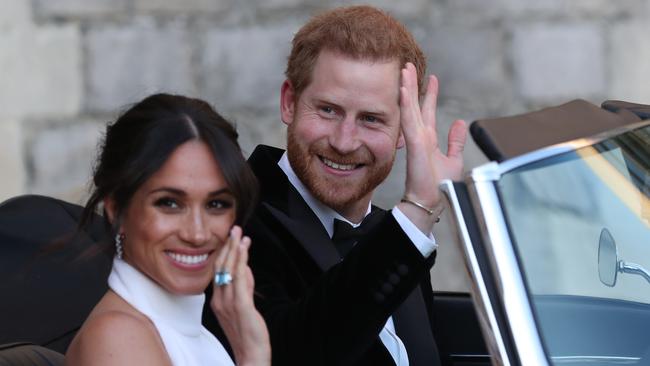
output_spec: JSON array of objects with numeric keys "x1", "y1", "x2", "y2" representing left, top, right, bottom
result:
[{"x1": 115, "y1": 233, "x2": 125, "y2": 259}]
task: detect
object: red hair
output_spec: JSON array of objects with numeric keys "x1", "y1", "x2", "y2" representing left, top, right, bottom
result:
[{"x1": 286, "y1": 5, "x2": 427, "y2": 97}]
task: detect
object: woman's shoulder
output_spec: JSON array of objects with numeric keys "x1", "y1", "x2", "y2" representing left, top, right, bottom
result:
[
  {"x1": 83, "y1": 290, "x2": 157, "y2": 337},
  {"x1": 65, "y1": 292, "x2": 171, "y2": 366},
  {"x1": 83, "y1": 308, "x2": 156, "y2": 339}
]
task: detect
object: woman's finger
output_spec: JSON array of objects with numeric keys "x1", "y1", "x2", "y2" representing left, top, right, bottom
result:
[
  {"x1": 221, "y1": 226, "x2": 241, "y2": 279},
  {"x1": 233, "y1": 236, "x2": 253, "y2": 300},
  {"x1": 213, "y1": 228, "x2": 233, "y2": 280}
]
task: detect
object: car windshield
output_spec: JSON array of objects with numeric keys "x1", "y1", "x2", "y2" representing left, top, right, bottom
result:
[{"x1": 498, "y1": 124, "x2": 650, "y2": 365}]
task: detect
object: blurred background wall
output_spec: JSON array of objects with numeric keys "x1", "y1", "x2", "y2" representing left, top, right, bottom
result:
[{"x1": 1, "y1": 0, "x2": 649, "y2": 291}]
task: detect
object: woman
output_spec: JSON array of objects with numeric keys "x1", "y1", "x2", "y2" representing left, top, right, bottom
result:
[{"x1": 65, "y1": 94, "x2": 270, "y2": 365}]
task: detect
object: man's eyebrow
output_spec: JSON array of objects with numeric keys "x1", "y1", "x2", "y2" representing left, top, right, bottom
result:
[
  {"x1": 363, "y1": 109, "x2": 389, "y2": 117},
  {"x1": 314, "y1": 97, "x2": 390, "y2": 117},
  {"x1": 313, "y1": 97, "x2": 343, "y2": 108}
]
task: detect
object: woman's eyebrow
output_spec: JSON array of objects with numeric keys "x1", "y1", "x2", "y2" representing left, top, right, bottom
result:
[
  {"x1": 148, "y1": 187, "x2": 232, "y2": 196},
  {"x1": 148, "y1": 187, "x2": 186, "y2": 196},
  {"x1": 208, "y1": 188, "x2": 233, "y2": 196}
]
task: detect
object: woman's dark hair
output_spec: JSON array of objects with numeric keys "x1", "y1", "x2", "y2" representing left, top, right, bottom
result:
[{"x1": 80, "y1": 93, "x2": 258, "y2": 254}]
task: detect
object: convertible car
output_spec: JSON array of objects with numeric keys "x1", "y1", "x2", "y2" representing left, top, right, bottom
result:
[{"x1": 1, "y1": 99, "x2": 649, "y2": 365}]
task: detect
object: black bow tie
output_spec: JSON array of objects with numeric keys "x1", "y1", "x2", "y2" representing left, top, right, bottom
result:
[{"x1": 331, "y1": 210, "x2": 383, "y2": 258}]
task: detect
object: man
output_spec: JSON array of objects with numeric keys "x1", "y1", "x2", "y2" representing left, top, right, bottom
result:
[{"x1": 209, "y1": 5, "x2": 467, "y2": 366}]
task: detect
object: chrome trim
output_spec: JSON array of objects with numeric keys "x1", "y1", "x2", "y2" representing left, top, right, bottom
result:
[
  {"x1": 471, "y1": 162, "x2": 502, "y2": 182},
  {"x1": 619, "y1": 261, "x2": 650, "y2": 284},
  {"x1": 449, "y1": 353, "x2": 492, "y2": 362},
  {"x1": 551, "y1": 355, "x2": 640, "y2": 364},
  {"x1": 440, "y1": 180, "x2": 509, "y2": 366},
  {"x1": 466, "y1": 177, "x2": 549, "y2": 365},
  {"x1": 450, "y1": 354, "x2": 491, "y2": 358},
  {"x1": 475, "y1": 119, "x2": 650, "y2": 179}
]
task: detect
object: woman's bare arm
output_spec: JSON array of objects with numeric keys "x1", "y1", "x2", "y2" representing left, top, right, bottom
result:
[{"x1": 66, "y1": 309, "x2": 171, "y2": 366}]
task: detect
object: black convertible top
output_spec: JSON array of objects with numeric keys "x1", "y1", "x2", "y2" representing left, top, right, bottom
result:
[
  {"x1": 471, "y1": 100, "x2": 650, "y2": 162},
  {"x1": 0, "y1": 195, "x2": 111, "y2": 353}
]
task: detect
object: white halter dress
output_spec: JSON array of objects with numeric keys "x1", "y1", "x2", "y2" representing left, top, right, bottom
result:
[{"x1": 108, "y1": 258, "x2": 235, "y2": 366}]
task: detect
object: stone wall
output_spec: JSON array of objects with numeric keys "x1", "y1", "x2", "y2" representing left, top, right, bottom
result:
[{"x1": 2, "y1": 0, "x2": 649, "y2": 290}]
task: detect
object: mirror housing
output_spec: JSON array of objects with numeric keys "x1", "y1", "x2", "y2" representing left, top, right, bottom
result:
[{"x1": 598, "y1": 228, "x2": 618, "y2": 287}]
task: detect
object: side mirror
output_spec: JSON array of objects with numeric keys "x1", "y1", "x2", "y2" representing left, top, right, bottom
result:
[
  {"x1": 598, "y1": 228, "x2": 650, "y2": 287},
  {"x1": 598, "y1": 228, "x2": 618, "y2": 287}
]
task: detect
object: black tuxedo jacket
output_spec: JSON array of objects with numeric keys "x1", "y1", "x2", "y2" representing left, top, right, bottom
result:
[{"x1": 206, "y1": 145, "x2": 442, "y2": 366}]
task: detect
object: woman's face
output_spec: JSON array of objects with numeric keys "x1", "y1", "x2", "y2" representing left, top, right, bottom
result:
[{"x1": 113, "y1": 140, "x2": 236, "y2": 295}]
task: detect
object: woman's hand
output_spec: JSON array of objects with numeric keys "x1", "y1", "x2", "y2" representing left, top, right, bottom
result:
[{"x1": 211, "y1": 226, "x2": 271, "y2": 366}]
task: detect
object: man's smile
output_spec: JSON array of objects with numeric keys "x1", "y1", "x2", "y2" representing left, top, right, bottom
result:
[{"x1": 320, "y1": 156, "x2": 361, "y2": 171}]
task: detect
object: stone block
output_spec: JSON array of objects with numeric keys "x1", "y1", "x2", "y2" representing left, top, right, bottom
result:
[
  {"x1": 0, "y1": 0, "x2": 32, "y2": 27},
  {"x1": 28, "y1": 120, "x2": 104, "y2": 200},
  {"x1": 0, "y1": 24, "x2": 82, "y2": 119},
  {"x1": 326, "y1": 0, "x2": 431, "y2": 20},
  {"x1": 494, "y1": 0, "x2": 597, "y2": 17},
  {"x1": 444, "y1": 0, "x2": 647, "y2": 21},
  {"x1": 85, "y1": 18, "x2": 195, "y2": 113},
  {"x1": 134, "y1": 0, "x2": 230, "y2": 13},
  {"x1": 512, "y1": 23, "x2": 605, "y2": 103},
  {"x1": 0, "y1": 120, "x2": 26, "y2": 201},
  {"x1": 256, "y1": 0, "x2": 307, "y2": 10},
  {"x1": 423, "y1": 25, "x2": 511, "y2": 111},
  {"x1": 537, "y1": 0, "x2": 647, "y2": 18},
  {"x1": 226, "y1": 108, "x2": 286, "y2": 159},
  {"x1": 436, "y1": 0, "x2": 504, "y2": 24},
  {"x1": 609, "y1": 21, "x2": 650, "y2": 104},
  {"x1": 199, "y1": 24, "x2": 296, "y2": 113},
  {"x1": 33, "y1": 0, "x2": 129, "y2": 19}
]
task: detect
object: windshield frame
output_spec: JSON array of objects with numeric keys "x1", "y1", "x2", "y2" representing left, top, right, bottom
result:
[{"x1": 476, "y1": 119, "x2": 650, "y2": 182}]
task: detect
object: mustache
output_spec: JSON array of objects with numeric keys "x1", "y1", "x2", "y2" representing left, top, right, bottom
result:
[{"x1": 309, "y1": 144, "x2": 373, "y2": 165}]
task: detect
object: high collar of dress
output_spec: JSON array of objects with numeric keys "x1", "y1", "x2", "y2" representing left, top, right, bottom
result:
[{"x1": 108, "y1": 258, "x2": 205, "y2": 337}]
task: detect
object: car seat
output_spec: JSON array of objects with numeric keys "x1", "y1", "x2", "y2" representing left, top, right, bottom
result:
[{"x1": 0, "y1": 195, "x2": 111, "y2": 363}]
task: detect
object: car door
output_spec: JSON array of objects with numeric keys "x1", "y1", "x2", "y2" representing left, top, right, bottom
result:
[{"x1": 443, "y1": 121, "x2": 650, "y2": 365}]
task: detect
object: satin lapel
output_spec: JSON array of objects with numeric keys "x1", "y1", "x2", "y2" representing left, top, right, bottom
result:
[
  {"x1": 262, "y1": 198, "x2": 340, "y2": 272},
  {"x1": 249, "y1": 145, "x2": 341, "y2": 271},
  {"x1": 393, "y1": 286, "x2": 440, "y2": 366},
  {"x1": 262, "y1": 196, "x2": 389, "y2": 272}
]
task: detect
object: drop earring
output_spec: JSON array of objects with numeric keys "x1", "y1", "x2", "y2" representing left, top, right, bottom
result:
[{"x1": 115, "y1": 233, "x2": 125, "y2": 259}]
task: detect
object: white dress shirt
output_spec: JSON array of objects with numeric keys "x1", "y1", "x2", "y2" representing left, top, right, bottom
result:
[{"x1": 278, "y1": 153, "x2": 438, "y2": 366}]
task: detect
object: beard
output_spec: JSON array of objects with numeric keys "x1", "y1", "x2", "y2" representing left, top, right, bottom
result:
[{"x1": 286, "y1": 125, "x2": 394, "y2": 213}]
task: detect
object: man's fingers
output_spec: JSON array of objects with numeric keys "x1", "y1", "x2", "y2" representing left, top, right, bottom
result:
[
  {"x1": 421, "y1": 75, "x2": 438, "y2": 129},
  {"x1": 447, "y1": 119, "x2": 468, "y2": 159},
  {"x1": 406, "y1": 63, "x2": 419, "y2": 101},
  {"x1": 399, "y1": 63, "x2": 423, "y2": 140}
]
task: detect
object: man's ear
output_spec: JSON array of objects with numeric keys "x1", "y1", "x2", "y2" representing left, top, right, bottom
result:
[
  {"x1": 103, "y1": 197, "x2": 117, "y2": 225},
  {"x1": 280, "y1": 79, "x2": 296, "y2": 126},
  {"x1": 396, "y1": 130, "x2": 405, "y2": 149}
]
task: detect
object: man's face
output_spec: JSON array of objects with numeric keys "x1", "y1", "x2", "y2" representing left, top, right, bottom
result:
[{"x1": 281, "y1": 50, "x2": 404, "y2": 217}]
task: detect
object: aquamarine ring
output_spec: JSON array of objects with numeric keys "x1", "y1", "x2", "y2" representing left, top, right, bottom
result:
[{"x1": 215, "y1": 270, "x2": 233, "y2": 286}]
